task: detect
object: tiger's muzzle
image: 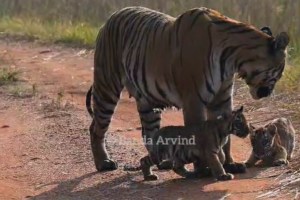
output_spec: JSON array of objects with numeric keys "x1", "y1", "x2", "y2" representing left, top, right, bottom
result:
[
  {"x1": 256, "y1": 86, "x2": 272, "y2": 98},
  {"x1": 250, "y1": 85, "x2": 274, "y2": 99}
]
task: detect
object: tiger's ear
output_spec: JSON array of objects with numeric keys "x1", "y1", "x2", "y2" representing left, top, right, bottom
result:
[
  {"x1": 261, "y1": 26, "x2": 272, "y2": 36},
  {"x1": 237, "y1": 106, "x2": 244, "y2": 113},
  {"x1": 274, "y1": 32, "x2": 289, "y2": 51}
]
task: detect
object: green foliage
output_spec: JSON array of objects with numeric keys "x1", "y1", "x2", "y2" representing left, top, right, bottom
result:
[
  {"x1": 277, "y1": 62, "x2": 300, "y2": 93},
  {"x1": 0, "y1": 17, "x2": 98, "y2": 47},
  {"x1": 0, "y1": 67, "x2": 19, "y2": 85},
  {"x1": 0, "y1": 0, "x2": 299, "y2": 90}
]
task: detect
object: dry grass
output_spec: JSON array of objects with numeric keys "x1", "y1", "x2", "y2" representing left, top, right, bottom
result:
[
  {"x1": 277, "y1": 63, "x2": 300, "y2": 93},
  {"x1": 0, "y1": 66, "x2": 19, "y2": 85},
  {"x1": 0, "y1": 0, "x2": 299, "y2": 58}
]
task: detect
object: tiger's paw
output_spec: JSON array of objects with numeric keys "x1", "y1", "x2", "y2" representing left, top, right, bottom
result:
[
  {"x1": 157, "y1": 160, "x2": 173, "y2": 170},
  {"x1": 144, "y1": 174, "x2": 159, "y2": 181},
  {"x1": 273, "y1": 159, "x2": 288, "y2": 166},
  {"x1": 217, "y1": 173, "x2": 234, "y2": 181},
  {"x1": 96, "y1": 159, "x2": 118, "y2": 172},
  {"x1": 223, "y1": 162, "x2": 247, "y2": 174}
]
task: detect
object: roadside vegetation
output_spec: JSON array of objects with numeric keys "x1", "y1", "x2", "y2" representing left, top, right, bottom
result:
[{"x1": 0, "y1": 0, "x2": 299, "y2": 91}]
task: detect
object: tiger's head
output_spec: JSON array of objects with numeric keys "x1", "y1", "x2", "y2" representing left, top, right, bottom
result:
[
  {"x1": 221, "y1": 106, "x2": 249, "y2": 138},
  {"x1": 238, "y1": 27, "x2": 289, "y2": 99},
  {"x1": 249, "y1": 124, "x2": 278, "y2": 159}
]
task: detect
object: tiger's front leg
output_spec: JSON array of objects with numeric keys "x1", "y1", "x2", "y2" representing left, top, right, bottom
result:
[
  {"x1": 136, "y1": 99, "x2": 173, "y2": 170},
  {"x1": 273, "y1": 146, "x2": 289, "y2": 166},
  {"x1": 245, "y1": 151, "x2": 260, "y2": 168},
  {"x1": 207, "y1": 96, "x2": 246, "y2": 174},
  {"x1": 206, "y1": 152, "x2": 234, "y2": 181},
  {"x1": 182, "y1": 98, "x2": 207, "y2": 172},
  {"x1": 140, "y1": 155, "x2": 159, "y2": 181},
  {"x1": 173, "y1": 161, "x2": 198, "y2": 179}
]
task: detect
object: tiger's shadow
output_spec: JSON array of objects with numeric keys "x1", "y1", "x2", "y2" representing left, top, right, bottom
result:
[{"x1": 29, "y1": 167, "x2": 270, "y2": 200}]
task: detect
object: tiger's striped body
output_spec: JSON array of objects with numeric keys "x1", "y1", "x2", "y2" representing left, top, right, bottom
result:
[
  {"x1": 141, "y1": 106, "x2": 249, "y2": 181},
  {"x1": 87, "y1": 7, "x2": 289, "y2": 171}
]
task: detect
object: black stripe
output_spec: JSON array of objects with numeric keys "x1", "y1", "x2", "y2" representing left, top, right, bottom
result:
[
  {"x1": 139, "y1": 109, "x2": 154, "y2": 115},
  {"x1": 175, "y1": 14, "x2": 184, "y2": 46},
  {"x1": 222, "y1": 82, "x2": 233, "y2": 93},
  {"x1": 249, "y1": 35, "x2": 261, "y2": 40},
  {"x1": 160, "y1": 22, "x2": 168, "y2": 38},
  {"x1": 189, "y1": 8, "x2": 199, "y2": 16},
  {"x1": 213, "y1": 96, "x2": 231, "y2": 109},
  {"x1": 207, "y1": 24, "x2": 214, "y2": 84},
  {"x1": 96, "y1": 106, "x2": 114, "y2": 116},
  {"x1": 144, "y1": 126, "x2": 160, "y2": 132},
  {"x1": 138, "y1": 18, "x2": 165, "y2": 104},
  {"x1": 180, "y1": 48, "x2": 183, "y2": 66},
  {"x1": 193, "y1": 78, "x2": 208, "y2": 106},
  {"x1": 205, "y1": 73, "x2": 215, "y2": 95},
  {"x1": 211, "y1": 20, "x2": 228, "y2": 25},
  {"x1": 132, "y1": 16, "x2": 156, "y2": 97},
  {"x1": 219, "y1": 46, "x2": 241, "y2": 81},
  {"x1": 190, "y1": 11, "x2": 205, "y2": 28},
  {"x1": 99, "y1": 122, "x2": 111, "y2": 129},
  {"x1": 245, "y1": 44, "x2": 266, "y2": 50},
  {"x1": 237, "y1": 58, "x2": 257, "y2": 70},
  {"x1": 152, "y1": 20, "x2": 161, "y2": 45},
  {"x1": 142, "y1": 117, "x2": 161, "y2": 124},
  {"x1": 96, "y1": 113, "x2": 112, "y2": 120},
  {"x1": 221, "y1": 23, "x2": 244, "y2": 31},
  {"x1": 93, "y1": 86, "x2": 117, "y2": 106},
  {"x1": 155, "y1": 81, "x2": 167, "y2": 99},
  {"x1": 229, "y1": 28, "x2": 254, "y2": 34}
]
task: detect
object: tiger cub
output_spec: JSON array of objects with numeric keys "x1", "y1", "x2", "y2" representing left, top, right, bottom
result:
[
  {"x1": 141, "y1": 106, "x2": 249, "y2": 181},
  {"x1": 246, "y1": 118, "x2": 295, "y2": 167}
]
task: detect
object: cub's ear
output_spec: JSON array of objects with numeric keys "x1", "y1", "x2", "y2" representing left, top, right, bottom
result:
[
  {"x1": 267, "y1": 124, "x2": 277, "y2": 136},
  {"x1": 237, "y1": 106, "x2": 244, "y2": 113},
  {"x1": 261, "y1": 26, "x2": 272, "y2": 36},
  {"x1": 274, "y1": 32, "x2": 289, "y2": 51}
]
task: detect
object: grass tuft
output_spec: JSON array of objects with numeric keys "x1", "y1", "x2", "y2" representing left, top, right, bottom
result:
[
  {"x1": 276, "y1": 62, "x2": 300, "y2": 93},
  {"x1": 0, "y1": 67, "x2": 19, "y2": 85}
]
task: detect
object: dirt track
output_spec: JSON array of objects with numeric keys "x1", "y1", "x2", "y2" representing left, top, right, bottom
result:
[{"x1": 0, "y1": 40, "x2": 299, "y2": 200}]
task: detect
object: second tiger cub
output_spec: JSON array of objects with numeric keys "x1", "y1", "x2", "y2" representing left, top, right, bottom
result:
[
  {"x1": 141, "y1": 106, "x2": 249, "y2": 181},
  {"x1": 246, "y1": 117, "x2": 295, "y2": 167}
]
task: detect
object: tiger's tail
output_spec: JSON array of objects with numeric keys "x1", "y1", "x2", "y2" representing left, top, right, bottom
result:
[{"x1": 86, "y1": 85, "x2": 94, "y2": 118}]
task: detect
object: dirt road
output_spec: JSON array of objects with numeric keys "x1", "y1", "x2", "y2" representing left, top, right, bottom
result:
[{"x1": 0, "y1": 40, "x2": 298, "y2": 200}]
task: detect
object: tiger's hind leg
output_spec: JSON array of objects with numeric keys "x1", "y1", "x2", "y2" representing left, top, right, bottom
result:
[
  {"x1": 140, "y1": 156, "x2": 158, "y2": 181},
  {"x1": 273, "y1": 146, "x2": 288, "y2": 166},
  {"x1": 135, "y1": 98, "x2": 173, "y2": 170},
  {"x1": 90, "y1": 83, "x2": 123, "y2": 172}
]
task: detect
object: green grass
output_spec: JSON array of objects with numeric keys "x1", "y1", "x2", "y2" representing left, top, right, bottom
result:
[
  {"x1": 277, "y1": 61, "x2": 300, "y2": 93},
  {"x1": 0, "y1": 66, "x2": 19, "y2": 85},
  {"x1": 0, "y1": 17, "x2": 99, "y2": 47},
  {"x1": 0, "y1": 14, "x2": 299, "y2": 93}
]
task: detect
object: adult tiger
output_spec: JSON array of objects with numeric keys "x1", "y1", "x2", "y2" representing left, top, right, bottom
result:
[{"x1": 86, "y1": 6, "x2": 289, "y2": 172}]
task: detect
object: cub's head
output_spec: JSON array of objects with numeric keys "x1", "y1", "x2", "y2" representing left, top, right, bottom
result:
[
  {"x1": 238, "y1": 27, "x2": 289, "y2": 99},
  {"x1": 223, "y1": 106, "x2": 249, "y2": 138},
  {"x1": 249, "y1": 124, "x2": 278, "y2": 159}
]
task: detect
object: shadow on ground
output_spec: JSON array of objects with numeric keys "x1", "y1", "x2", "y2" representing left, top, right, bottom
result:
[{"x1": 30, "y1": 166, "x2": 267, "y2": 200}]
